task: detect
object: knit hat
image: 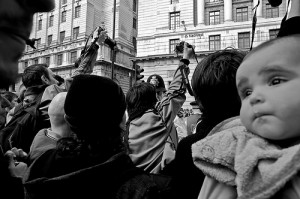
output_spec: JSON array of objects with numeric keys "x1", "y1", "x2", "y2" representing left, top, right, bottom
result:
[
  {"x1": 64, "y1": 75, "x2": 126, "y2": 139},
  {"x1": 146, "y1": 74, "x2": 166, "y2": 92}
]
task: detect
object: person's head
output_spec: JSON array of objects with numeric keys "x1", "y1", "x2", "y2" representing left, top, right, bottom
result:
[
  {"x1": 0, "y1": 0, "x2": 55, "y2": 89},
  {"x1": 2, "y1": 91, "x2": 18, "y2": 105},
  {"x1": 126, "y1": 82, "x2": 157, "y2": 121},
  {"x1": 191, "y1": 48, "x2": 246, "y2": 120},
  {"x1": 22, "y1": 64, "x2": 58, "y2": 88},
  {"x1": 147, "y1": 74, "x2": 166, "y2": 101},
  {"x1": 1, "y1": 91, "x2": 18, "y2": 111},
  {"x1": 48, "y1": 92, "x2": 71, "y2": 137},
  {"x1": 63, "y1": 75, "x2": 126, "y2": 158},
  {"x1": 236, "y1": 35, "x2": 300, "y2": 141}
]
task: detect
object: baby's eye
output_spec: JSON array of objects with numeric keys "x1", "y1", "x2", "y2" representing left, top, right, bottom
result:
[
  {"x1": 269, "y1": 77, "x2": 286, "y2": 86},
  {"x1": 244, "y1": 90, "x2": 252, "y2": 97},
  {"x1": 240, "y1": 89, "x2": 252, "y2": 99}
]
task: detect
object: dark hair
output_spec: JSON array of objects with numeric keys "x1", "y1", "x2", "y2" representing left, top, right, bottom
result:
[
  {"x1": 191, "y1": 48, "x2": 246, "y2": 120},
  {"x1": 126, "y1": 82, "x2": 157, "y2": 121},
  {"x1": 58, "y1": 75, "x2": 127, "y2": 161},
  {"x1": 2, "y1": 91, "x2": 17, "y2": 103},
  {"x1": 22, "y1": 64, "x2": 49, "y2": 88},
  {"x1": 243, "y1": 34, "x2": 300, "y2": 62},
  {"x1": 54, "y1": 75, "x2": 65, "y2": 86}
]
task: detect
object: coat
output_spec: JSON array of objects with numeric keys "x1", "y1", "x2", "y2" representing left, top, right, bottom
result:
[{"x1": 128, "y1": 65, "x2": 186, "y2": 174}]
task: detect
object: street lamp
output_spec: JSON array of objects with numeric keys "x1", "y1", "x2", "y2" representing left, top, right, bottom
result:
[{"x1": 111, "y1": 0, "x2": 117, "y2": 80}]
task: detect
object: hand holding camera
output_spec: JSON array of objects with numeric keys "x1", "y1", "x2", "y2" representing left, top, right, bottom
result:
[
  {"x1": 92, "y1": 26, "x2": 116, "y2": 49},
  {"x1": 182, "y1": 42, "x2": 194, "y2": 60}
]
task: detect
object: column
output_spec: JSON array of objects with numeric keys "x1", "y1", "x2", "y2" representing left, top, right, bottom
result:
[
  {"x1": 197, "y1": 0, "x2": 205, "y2": 25},
  {"x1": 224, "y1": 0, "x2": 233, "y2": 22},
  {"x1": 253, "y1": 0, "x2": 263, "y2": 17}
]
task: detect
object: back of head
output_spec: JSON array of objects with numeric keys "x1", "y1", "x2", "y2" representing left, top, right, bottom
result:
[
  {"x1": 146, "y1": 74, "x2": 166, "y2": 93},
  {"x1": 22, "y1": 64, "x2": 49, "y2": 88},
  {"x1": 2, "y1": 91, "x2": 18, "y2": 104},
  {"x1": 126, "y1": 82, "x2": 157, "y2": 121},
  {"x1": 48, "y1": 92, "x2": 67, "y2": 132},
  {"x1": 191, "y1": 48, "x2": 246, "y2": 120},
  {"x1": 64, "y1": 75, "x2": 126, "y2": 142}
]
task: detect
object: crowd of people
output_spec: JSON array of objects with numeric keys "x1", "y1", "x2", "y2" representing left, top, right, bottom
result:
[{"x1": 1, "y1": 0, "x2": 300, "y2": 198}]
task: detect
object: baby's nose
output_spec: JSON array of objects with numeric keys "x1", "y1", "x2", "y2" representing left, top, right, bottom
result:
[{"x1": 249, "y1": 91, "x2": 265, "y2": 106}]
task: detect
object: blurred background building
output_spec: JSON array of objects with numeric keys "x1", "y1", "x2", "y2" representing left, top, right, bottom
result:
[
  {"x1": 16, "y1": 0, "x2": 138, "y2": 93},
  {"x1": 135, "y1": 0, "x2": 287, "y2": 107},
  {"x1": 16, "y1": 0, "x2": 287, "y2": 108}
]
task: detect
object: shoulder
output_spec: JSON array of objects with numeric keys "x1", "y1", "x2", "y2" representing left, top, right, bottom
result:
[{"x1": 118, "y1": 172, "x2": 173, "y2": 199}]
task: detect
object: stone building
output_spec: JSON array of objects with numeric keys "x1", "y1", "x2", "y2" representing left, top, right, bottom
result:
[
  {"x1": 136, "y1": 0, "x2": 287, "y2": 107},
  {"x1": 16, "y1": 0, "x2": 138, "y2": 93}
]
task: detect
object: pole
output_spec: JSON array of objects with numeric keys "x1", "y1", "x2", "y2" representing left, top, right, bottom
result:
[{"x1": 111, "y1": 0, "x2": 117, "y2": 80}]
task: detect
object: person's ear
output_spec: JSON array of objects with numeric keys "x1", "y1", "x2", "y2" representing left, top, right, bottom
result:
[{"x1": 41, "y1": 75, "x2": 50, "y2": 85}]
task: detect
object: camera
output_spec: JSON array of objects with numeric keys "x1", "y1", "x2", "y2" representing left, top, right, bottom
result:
[
  {"x1": 268, "y1": 0, "x2": 282, "y2": 7},
  {"x1": 97, "y1": 26, "x2": 116, "y2": 49},
  {"x1": 174, "y1": 41, "x2": 194, "y2": 53}
]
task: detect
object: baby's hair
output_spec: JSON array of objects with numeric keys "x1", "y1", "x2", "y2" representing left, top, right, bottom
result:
[{"x1": 243, "y1": 34, "x2": 300, "y2": 62}]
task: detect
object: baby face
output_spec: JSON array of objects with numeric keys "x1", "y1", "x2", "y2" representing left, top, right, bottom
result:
[{"x1": 236, "y1": 38, "x2": 300, "y2": 140}]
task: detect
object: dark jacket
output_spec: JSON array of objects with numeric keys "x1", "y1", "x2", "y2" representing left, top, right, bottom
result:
[
  {"x1": 0, "y1": 85, "x2": 50, "y2": 153},
  {"x1": 162, "y1": 117, "x2": 222, "y2": 199},
  {"x1": 23, "y1": 150, "x2": 173, "y2": 199}
]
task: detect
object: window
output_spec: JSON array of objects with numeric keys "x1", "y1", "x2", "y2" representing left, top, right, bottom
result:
[
  {"x1": 61, "y1": 11, "x2": 66, "y2": 22},
  {"x1": 73, "y1": 27, "x2": 79, "y2": 40},
  {"x1": 133, "y1": 18, "x2": 137, "y2": 29},
  {"x1": 171, "y1": 0, "x2": 179, "y2": 3},
  {"x1": 62, "y1": 0, "x2": 67, "y2": 5},
  {"x1": 70, "y1": 51, "x2": 77, "y2": 63},
  {"x1": 209, "y1": 11, "x2": 220, "y2": 25},
  {"x1": 24, "y1": 61, "x2": 28, "y2": 68},
  {"x1": 238, "y1": 32, "x2": 250, "y2": 49},
  {"x1": 236, "y1": 7, "x2": 248, "y2": 22},
  {"x1": 60, "y1": 31, "x2": 65, "y2": 43},
  {"x1": 75, "y1": 5, "x2": 81, "y2": 18},
  {"x1": 269, "y1": 29, "x2": 279, "y2": 40},
  {"x1": 266, "y1": 3, "x2": 279, "y2": 18},
  {"x1": 170, "y1": 12, "x2": 180, "y2": 30},
  {"x1": 48, "y1": 35, "x2": 52, "y2": 46},
  {"x1": 209, "y1": 35, "x2": 221, "y2": 51},
  {"x1": 49, "y1": 15, "x2": 54, "y2": 27},
  {"x1": 57, "y1": 54, "x2": 63, "y2": 65},
  {"x1": 38, "y1": 19, "x2": 42, "y2": 30},
  {"x1": 36, "y1": 38, "x2": 41, "y2": 48},
  {"x1": 34, "y1": 58, "x2": 39, "y2": 64},
  {"x1": 132, "y1": 37, "x2": 137, "y2": 50},
  {"x1": 169, "y1": 39, "x2": 180, "y2": 53},
  {"x1": 133, "y1": 0, "x2": 137, "y2": 12},
  {"x1": 45, "y1": 56, "x2": 50, "y2": 66}
]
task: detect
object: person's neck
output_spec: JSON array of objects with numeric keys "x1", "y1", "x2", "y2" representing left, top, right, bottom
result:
[{"x1": 49, "y1": 125, "x2": 71, "y2": 139}]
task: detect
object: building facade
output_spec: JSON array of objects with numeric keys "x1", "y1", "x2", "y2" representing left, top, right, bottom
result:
[
  {"x1": 17, "y1": 0, "x2": 138, "y2": 93},
  {"x1": 136, "y1": 0, "x2": 287, "y2": 107}
]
